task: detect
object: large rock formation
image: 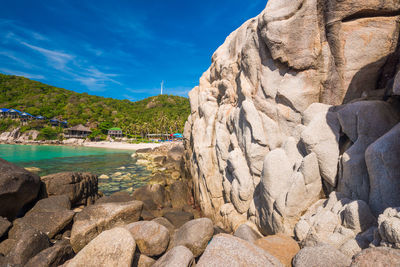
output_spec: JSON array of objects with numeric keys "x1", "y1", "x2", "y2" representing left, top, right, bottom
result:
[
  {"x1": 0, "y1": 159, "x2": 41, "y2": 220},
  {"x1": 184, "y1": 0, "x2": 400, "y2": 236}
]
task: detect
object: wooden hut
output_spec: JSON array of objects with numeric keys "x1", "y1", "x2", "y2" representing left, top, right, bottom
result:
[
  {"x1": 108, "y1": 127, "x2": 123, "y2": 138},
  {"x1": 64, "y1": 124, "x2": 92, "y2": 139}
]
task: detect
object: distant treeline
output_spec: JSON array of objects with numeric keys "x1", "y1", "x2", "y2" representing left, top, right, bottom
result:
[{"x1": 0, "y1": 73, "x2": 190, "y2": 139}]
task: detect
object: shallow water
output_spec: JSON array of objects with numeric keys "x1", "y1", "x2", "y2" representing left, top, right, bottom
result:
[{"x1": 0, "y1": 144, "x2": 152, "y2": 195}]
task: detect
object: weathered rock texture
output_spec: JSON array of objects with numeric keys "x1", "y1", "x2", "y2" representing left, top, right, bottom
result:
[
  {"x1": 41, "y1": 172, "x2": 99, "y2": 207},
  {"x1": 0, "y1": 159, "x2": 41, "y2": 220},
  {"x1": 184, "y1": 0, "x2": 400, "y2": 236}
]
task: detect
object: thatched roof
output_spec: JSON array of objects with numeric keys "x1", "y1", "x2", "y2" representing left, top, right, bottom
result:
[{"x1": 67, "y1": 124, "x2": 92, "y2": 132}]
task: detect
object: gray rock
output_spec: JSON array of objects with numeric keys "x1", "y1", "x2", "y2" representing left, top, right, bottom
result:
[
  {"x1": 125, "y1": 221, "x2": 169, "y2": 256},
  {"x1": 0, "y1": 158, "x2": 41, "y2": 220},
  {"x1": 95, "y1": 191, "x2": 134, "y2": 204},
  {"x1": 66, "y1": 227, "x2": 136, "y2": 267},
  {"x1": 5, "y1": 227, "x2": 50, "y2": 266},
  {"x1": 366, "y1": 123, "x2": 400, "y2": 215},
  {"x1": 169, "y1": 180, "x2": 190, "y2": 209},
  {"x1": 25, "y1": 240, "x2": 74, "y2": 267},
  {"x1": 152, "y1": 217, "x2": 175, "y2": 234},
  {"x1": 153, "y1": 245, "x2": 194, "y2": 267},
  {"x1": 30, "y1": 195, "x2": 71, "y2": 212},
  {"x1": 41, "y1": 172, "x2": 99, "y2": 207},
  {"x1": 12, "y1": 195, "x2": 74, "y2": 239},
  {"x1": 163, "y1": 211, "x2": 194, "y2": 228},
  {"x1": 377, "y1": 207, "x2": 400, "y2": 248},
  {"x1": 351, "y1": 247, "x2": 400, "y2": 267},
  {"x1": 70, "y1": 200, "x2": 143, "y2": 252},
  {"x1": 197, "y1": 234, "x2": 283, "y2": 266},
  {"x1": 293, "y1": 244, "x2": 352, "y2": 267},
  {"x1": 337, "y1": 101, "x2": 399, "y2": 202},
  {"x1": 0, "y1": 217, "x2": 11, "y2": 240},
  {"x1": 132, "y1": 184, "x2": 166, "y2": 210},
  {"x1": 13, "y1": 209, "x2": 74, "y2": 239},
  {"x1": 170, "y1": 218, "x2": 213, "y2": 257},
  {"x1": 342, "y1": 200, "x2": 376, "y2": 233},
  {"x1": 234, "y1": 223, "x2": 263, "y2": 243}
]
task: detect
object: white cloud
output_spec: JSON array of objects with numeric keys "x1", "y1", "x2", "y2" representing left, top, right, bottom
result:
[{"x1": 21, "y1": 41, "x2": 74, "y2": 70}]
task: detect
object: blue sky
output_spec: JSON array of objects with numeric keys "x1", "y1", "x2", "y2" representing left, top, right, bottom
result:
[{"x1": 0, "y1": 1, "x2": 266, "y2": 101}]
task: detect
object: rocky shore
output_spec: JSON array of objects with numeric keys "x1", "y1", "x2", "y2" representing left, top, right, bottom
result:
[{"x1": 0, "y1": 127, "x2": 164, "y2": 151}]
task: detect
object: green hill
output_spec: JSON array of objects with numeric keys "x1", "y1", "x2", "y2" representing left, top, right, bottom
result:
[{"x1": 0, "y1": 73, "x2": 190, "y2": 139}]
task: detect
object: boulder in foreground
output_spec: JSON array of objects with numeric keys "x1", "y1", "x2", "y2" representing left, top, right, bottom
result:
[
  {"x1": 170, "y1": 218, "x2": 214, "y2": 257},
  {"x1": 70, "y1": 200, "x2": 143, "y2": 252},
  {"x1": 292, "y1": 244, "x2": 352, "y2": 267},
  {"x1": 197, "y1": 234, "x2": 283, "y2": 267},
  {"x1": 66, "y1": 227, "x2": 136, "y2": 267},
  {"x1": 125, "y1": 221, "x2": 170, "y2": 256},
  {"x1": 0, "y1": 158, "x2": 41, "y2": 220},
  {"x1": 153, "y1": 245, "x2": 194, "y2": 267}
]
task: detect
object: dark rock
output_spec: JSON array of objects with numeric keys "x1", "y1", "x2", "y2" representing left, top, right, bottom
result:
[
  {"x1": 234, "y1": 224, "x2": 263, "y2": 243},
  {"x1": 0, "y1": 239, "x2": 16, "y2": 256},
  {"x1": 0, "y1": 217, "x2": 11, "y2": 240},
  {"x1": 168, "y1": 180, "x2": 190, "y2": 209},
  {"x1": 167, "y1": 144, "x2": 184, "y2": 162},
  {"x1": 163, "y1": 211, "x2": 194, "y2": 228},
  {"x1": 95, "y1": 191, "x2": 134, "y2": 204},
  {"x1": 0, "y1": 158, "x2": 41, "y2": 220},
  {"x1": 136, "y1": 148, "x2": 153, "y2": 153},
  {"x1": 40, "y1": 172, "x2": 99, "y2": 207},
  {"x1": 351, "y1": 247, "x2": 400, "y2": 267},
  {"x1": 132, "y1": 184, "x2": 166, "y2": 210},
  {"x1": 12, "y1": 210, "x2": 74, "y2": 239},
  {"x1": 170, "y1": 218, "x2": 213, "y2": 257},
  {"x1": 132, "y1": 252, "x2": 156, "y2": 267},
  {"x1": 25, "y1": 240, "x2": 74, "y2": 267},
  {"x1": 10, "y1": 195, "x2": 74, "y2": 239},
  {"x1": 5, "y1": 228, "x2": 50, "y2": 266},
  {"x1": 70, "y1": 200, "x2": 143, "y2": 252},
  {"x1": 213, "y1": 225, "x2": 229, "y2": 235},
  {"x1": 29, "y1": 195, "x2": 71, "y2": 213},
  {"x1": 153, "y1": 156, "x2": 166, "y2": 165},
  {"x1": 140, "y1": 209, "x2": 155, "y2": 221},
  {"x1": 292, "y1": 244, "x2": 352, "y2": 267}
]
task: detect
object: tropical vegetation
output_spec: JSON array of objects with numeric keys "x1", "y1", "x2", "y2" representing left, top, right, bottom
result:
[{"x1": 0, "y1": 73, "x2": 191, "y2": 140}]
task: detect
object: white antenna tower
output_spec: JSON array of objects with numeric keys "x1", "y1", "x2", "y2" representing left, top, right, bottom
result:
[{"x1": 161, "y1": 80, "x2": 164, "y2": 95}]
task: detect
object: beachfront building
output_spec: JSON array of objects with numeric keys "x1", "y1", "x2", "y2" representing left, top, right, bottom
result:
[
  {"x1": 36, "y1": 115, "x2": 45, "y2": 120},
  {"x1": 146, "y1": 133, "x2": 171, "y2": 141},
  {"x1": 8, "y1": 109, "x2": 21, "y2": 119},
  {"x1": 108, "y1": 127, "x2": 123, "y2": 138},
  {"x1": 50, "y1": 119, "x2": 60, "y2": 126},
  {"x1": 61, "y1": 120, "x2": 68, "y2": 128},
  {"x1": 64, "y1": 124, "x2": 92, "y2": 139},
  {"x1": 0, "y1": 108, "x2": 9, "y2": 118},
  {"x1": 20, "y1": 112, "x2": 35, "y2": 121}
]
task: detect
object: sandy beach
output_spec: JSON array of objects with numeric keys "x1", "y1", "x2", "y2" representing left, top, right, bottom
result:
[{"x1": 83, "y1": 141, "x2": 163, "y2": 150}]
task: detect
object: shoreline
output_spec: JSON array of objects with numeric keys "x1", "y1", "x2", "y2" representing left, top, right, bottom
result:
[
  {"x1": 0, "y1": 140, "x2": 164, "y2": 151},
  {"x1": 83, "y1": 141, "x2": 163, "y2": 150}
]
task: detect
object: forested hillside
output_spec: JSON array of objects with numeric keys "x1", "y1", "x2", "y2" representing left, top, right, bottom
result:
[{"x1": 0, "y1": 73, "x2": 190, "y2": 137}]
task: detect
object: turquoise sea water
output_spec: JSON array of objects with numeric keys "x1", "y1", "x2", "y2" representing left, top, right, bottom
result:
[{"x1": 0, "y1": 144, "x2": 152, "y2": 195}]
